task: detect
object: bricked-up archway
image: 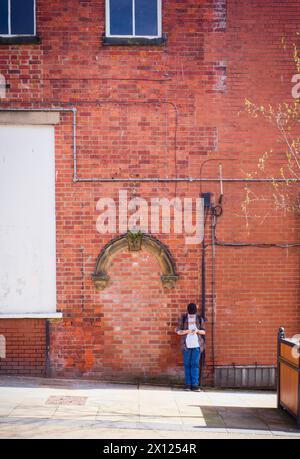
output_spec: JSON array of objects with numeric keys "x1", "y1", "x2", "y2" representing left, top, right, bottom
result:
[
  {"x1": 99, "y1": 248, "x2": 179, "y2": 383},
  {"x1": 92, "y1": 232, "x2": 179, "y2": 290}
]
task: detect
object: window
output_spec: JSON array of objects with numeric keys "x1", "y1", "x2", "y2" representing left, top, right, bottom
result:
[
  {"x1": 106, "y1": 0, "x2": 162, "y2": 38},
  {"x1": 0, "y1": 0, "x2": 35, "y2": 36}
]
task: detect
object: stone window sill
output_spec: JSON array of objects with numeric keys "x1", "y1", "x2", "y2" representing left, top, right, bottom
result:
[
  {"x1": 0, "y1": 313, "x2": 62, "y2": 319},
  {"x1": 0, "y1": 36, "x2": 41, "y2": 45},
  {"x1": 102, "y1": 33, "x2": 167, "y2": 46}
]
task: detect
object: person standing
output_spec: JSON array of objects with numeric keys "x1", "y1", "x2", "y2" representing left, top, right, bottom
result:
[{"x1": 176, "y1": 303, "x2": 206, "y2": 391}]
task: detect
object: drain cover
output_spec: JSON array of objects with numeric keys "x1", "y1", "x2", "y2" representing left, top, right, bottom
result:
[{"x1": 46, "y1": 396, "x2": 88, "y2": 406}]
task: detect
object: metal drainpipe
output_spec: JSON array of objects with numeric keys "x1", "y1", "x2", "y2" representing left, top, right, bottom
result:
[
  {"x1": 45, "y1": 319, "x2": 51, "y2": 377},
  {"x1": 1, "y1": 108, "x2": 300, "y2": 183},
  {"x1": 211, "y1": 208, "x2": 217, "y2": 383},
  {"x1": 74, "y1": 177, "x2": 300, "y2": 183}
]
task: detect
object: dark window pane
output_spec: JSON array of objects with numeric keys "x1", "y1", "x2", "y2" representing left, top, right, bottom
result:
[
  {"x1": 135, "y1": 0, "x2": 158, "y2": 36},
  {"x1": 109, "y1": 0, "x2": 133, "y2": 36},
  {"x1": 11, "y1": 0, "x2": 34, "y2": 35},
  {"x1": 0, "y1": 0, "x2": 8, "y2": 34}
]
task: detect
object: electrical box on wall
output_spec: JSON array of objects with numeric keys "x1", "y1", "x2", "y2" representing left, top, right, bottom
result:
[{"x1": 201, "y1": 192, "x2": 212, "y2": 209}]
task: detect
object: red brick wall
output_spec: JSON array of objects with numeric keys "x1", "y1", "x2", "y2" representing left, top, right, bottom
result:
[
  {"x1": 0, "y1": 0, "x2": 300, "y2": 383},
  {"x1": 0, "y1": 320, "x2": 46, "y2": 376}
]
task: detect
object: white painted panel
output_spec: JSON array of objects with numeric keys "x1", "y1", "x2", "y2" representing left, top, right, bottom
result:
[{"x1": 0, "y1": 125, "x2": 56, "y2": 314}]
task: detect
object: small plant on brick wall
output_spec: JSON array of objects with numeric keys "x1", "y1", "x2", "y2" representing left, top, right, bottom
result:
[{"x1": 242, "y1": 35, "x2": 300, "y2": 224}]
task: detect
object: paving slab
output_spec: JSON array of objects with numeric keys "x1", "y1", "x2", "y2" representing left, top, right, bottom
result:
[
  {"x1": 99, "y1": 400, "x2": 140, "y2": 413},
  {"x1": 53, "y1": 406, "x2": 99, "y2": 421},
  {"x1": 0, "y1": 376, "x2": 300, "y2": 439}
]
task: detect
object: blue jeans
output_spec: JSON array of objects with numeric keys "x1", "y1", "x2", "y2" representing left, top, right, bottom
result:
[{"x1": 183, "y1": 347, "x2": 201, "y2": 386}]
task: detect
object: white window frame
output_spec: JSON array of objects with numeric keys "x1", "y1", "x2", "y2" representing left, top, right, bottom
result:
[
  {"x1": 0, "y1": 0, "x2": 36, "y2": 37},
  {"x1": 106, "y1": 0, "x2": 162, "y2": 39}
]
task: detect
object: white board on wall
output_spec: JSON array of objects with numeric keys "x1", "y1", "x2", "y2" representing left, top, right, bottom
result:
[{"x1": 0, "y1": 125, "x2": 56, "y2": 314}]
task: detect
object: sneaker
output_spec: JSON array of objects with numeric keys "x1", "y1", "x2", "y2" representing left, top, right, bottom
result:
[
  {"x1": 184, "y1": 385, "x2": 191, "y2": 391},
  {"x1": 191, "y1": 385, "x2": 201, "y2": 392}
]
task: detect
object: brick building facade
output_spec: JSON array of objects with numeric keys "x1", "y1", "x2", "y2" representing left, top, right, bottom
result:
[{"x1": 0, "y1": 0, "x2": 299, "y2": 386}]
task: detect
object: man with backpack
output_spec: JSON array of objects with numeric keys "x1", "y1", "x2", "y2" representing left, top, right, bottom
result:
[{"x1": 176, "y1": 303, "x2": 206, "y2": 391}]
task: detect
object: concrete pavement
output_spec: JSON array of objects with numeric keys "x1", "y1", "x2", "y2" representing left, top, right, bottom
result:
[{"x1": 0, "y1": 376, "x2": 299, "y2": 439}]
